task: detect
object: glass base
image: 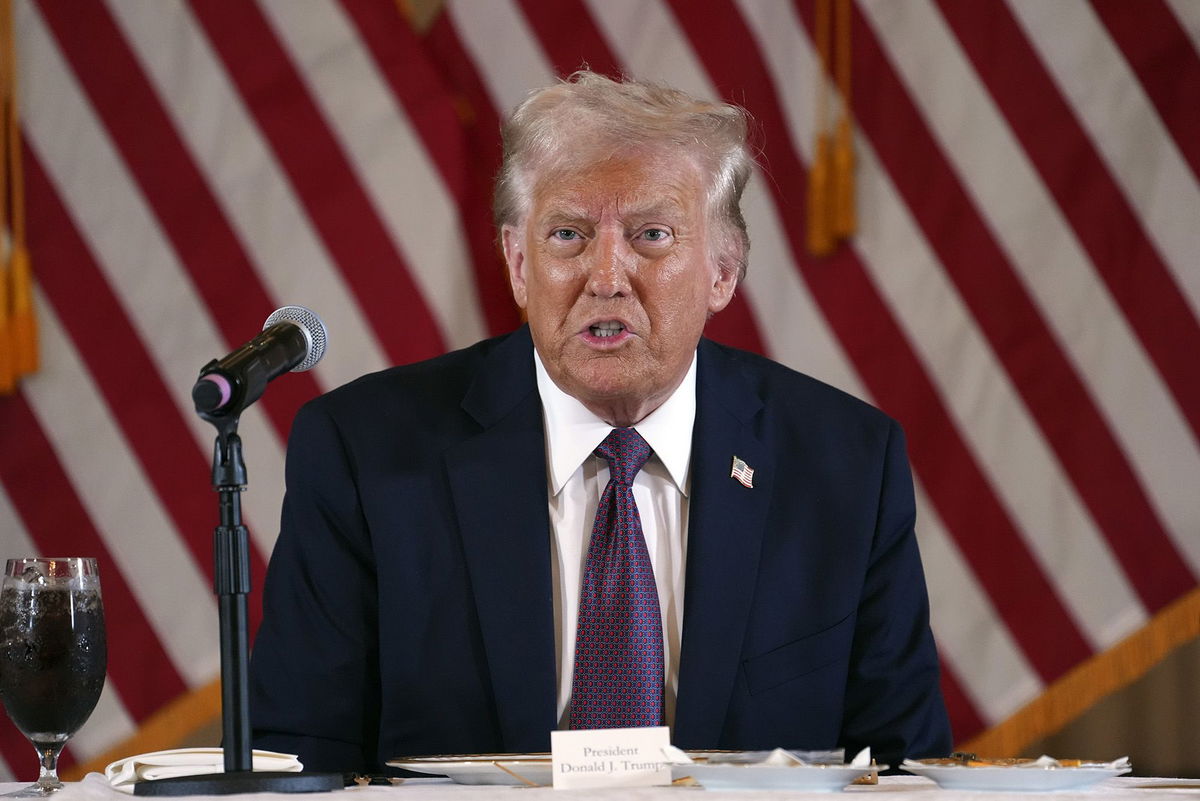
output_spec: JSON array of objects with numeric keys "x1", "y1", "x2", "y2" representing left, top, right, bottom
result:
[
  {"x1": 2, "y1": 779, "x2": 63, "y2": 797},
  {"x1": 5, "y1": 739, "x2": 68, "y2": 797}
]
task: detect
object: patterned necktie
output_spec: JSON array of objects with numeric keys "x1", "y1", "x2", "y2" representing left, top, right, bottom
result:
[{"x1": 569, "y1": 427, "x2": 665, "y2": 729}]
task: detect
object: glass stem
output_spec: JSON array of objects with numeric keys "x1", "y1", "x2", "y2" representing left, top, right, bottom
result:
[{"x1": 33, "y1": 741, "x2": 65, "y2": 791}]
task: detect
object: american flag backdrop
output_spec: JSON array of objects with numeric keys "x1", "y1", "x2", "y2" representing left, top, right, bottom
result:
[{"x1": 1, "y1": 0, "x2": 1197, "y2": 780}]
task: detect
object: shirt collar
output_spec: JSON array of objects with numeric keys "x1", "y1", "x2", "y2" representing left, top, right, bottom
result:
[{"x1": 534, "y1": 349, "x2": 697, "y2": 497}]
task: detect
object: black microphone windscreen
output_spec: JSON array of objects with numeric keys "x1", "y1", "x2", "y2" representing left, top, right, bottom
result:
[{"x1": 191, "y1": 377, "x2": 225, "y2": 414}]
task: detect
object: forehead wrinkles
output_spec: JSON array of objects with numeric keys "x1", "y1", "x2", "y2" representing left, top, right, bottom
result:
[
  {"x1": 530, "y1": 160, "x2": 700, "y2": 226},
  {"x1": 538, "y1": 193, "x2": 690, "y2": 226}
]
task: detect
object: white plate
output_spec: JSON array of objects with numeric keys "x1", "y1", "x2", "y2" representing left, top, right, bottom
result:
[
  {"x1": 675, "y1": 763, "x2": 880, "y2": 792},
  {"x1": 387, "y1": 754, "x2": 553, "y2": 786},
  {"x1": 903, "y1": 763, "x2": 1131, "y2": 792}
]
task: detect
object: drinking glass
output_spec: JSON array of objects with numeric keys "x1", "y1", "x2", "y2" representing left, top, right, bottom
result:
[{"x1": 0, "y1": 558, "x2": 107, "y2": 796}]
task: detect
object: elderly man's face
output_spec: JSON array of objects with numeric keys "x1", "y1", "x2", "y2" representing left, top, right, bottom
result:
[{"x1": 503, "y1": 150, "x2": 737, "y2": 426}]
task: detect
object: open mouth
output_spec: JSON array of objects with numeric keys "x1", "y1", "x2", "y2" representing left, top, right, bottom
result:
[{"x1": 589, "y1": 321, "x2": 626, "y2": 338}]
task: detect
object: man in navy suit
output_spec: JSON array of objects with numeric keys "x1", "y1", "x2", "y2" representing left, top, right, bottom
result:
[{"x1": 249, "y1": 71, "x2": 951, "y2": 773}]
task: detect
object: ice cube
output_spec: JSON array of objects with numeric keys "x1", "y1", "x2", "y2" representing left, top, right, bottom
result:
[{"x1": 20, "y1": 566, "x2": 46, "y2": 586}]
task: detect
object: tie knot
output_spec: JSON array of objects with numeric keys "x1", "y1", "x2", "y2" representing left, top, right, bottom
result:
[{"x1": 595, "y1": 428, "x2": 652, "y2": 486}]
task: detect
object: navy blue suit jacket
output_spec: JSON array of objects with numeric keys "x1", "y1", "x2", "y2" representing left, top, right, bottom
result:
[{"x1": 249, "y1": 326, "x2": 950, "y2": 772}]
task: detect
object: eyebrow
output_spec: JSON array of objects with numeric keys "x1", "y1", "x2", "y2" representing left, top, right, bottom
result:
[{"x1": 538, "y1": 198, "x2": 688, "y2": 226}]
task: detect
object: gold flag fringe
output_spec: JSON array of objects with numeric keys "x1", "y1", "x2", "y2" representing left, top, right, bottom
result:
[
  {"x1": 960, "y1": 585, "x2": 1200, "y2": 757},
  {"x1": 64, "y1": 679, "x2": 223, "y2": 781}
]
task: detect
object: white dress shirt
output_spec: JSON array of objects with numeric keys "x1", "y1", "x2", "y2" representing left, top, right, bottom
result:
[{"x1": 534, "y1": 351, "x2": 695, "y2": 731}]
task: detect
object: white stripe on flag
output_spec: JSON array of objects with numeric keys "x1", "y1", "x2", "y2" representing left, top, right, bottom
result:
[
  {"x1": 27, "y1": 291, "x2": 219, "y2": 686},
  {"x1": 1166, "y1": 0, "x2": 1200, "y2": 54},
  {"x1": 70, "y1": 681, "x2": 137, "y2": 765},
  {"x1": 852, "y1": 131, "x2": 1148, "y2": 650},
  {"x1": 739, "y1": 0, "x2": 1147, "y2": 650},
  {"x1": 862, "y1": 0, "x2": 1200, "y2": 575},
  {"x1": 1008, "y1": 0, "x2": 1200, "y2": 318},
  {"x1": 261, "y1": 0, "x2": 488, "y2": 350},
  {"x1": 17, "y1": 0, "x2": 287, "y2": 555},
  {"x1": 105, "y1": 0, "x2": 392, "y2": 393},
  {"x1": 447, "y1": 0, "x2": 556, "y2": 117},
  {"x1": 914, "y1": 487, "x2": 1043, "y2": 725}
]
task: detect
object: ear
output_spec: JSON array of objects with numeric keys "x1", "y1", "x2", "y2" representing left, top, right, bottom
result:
[
  {"x1": 502, "y1": 225, "x2": 529, "y2": 309},
  {"x1": 707, "y1": 260, "x2": 739, "y2": 314}
]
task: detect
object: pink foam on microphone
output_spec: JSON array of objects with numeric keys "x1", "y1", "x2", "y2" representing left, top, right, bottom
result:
[{"x1": 202, "y1": 374, "x2": 232, "y2": 407}]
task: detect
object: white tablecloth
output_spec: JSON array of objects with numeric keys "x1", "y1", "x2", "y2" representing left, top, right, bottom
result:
[{"x1": 5, "y1": 774, "x2": 1197, "y2": 801}]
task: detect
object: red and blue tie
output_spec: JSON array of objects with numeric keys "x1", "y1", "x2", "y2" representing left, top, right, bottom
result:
[{"x1": 569, "y1": 427, "x2": 665, "y2": 729}]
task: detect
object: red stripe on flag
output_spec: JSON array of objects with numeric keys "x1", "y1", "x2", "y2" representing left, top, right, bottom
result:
[
  {"x1": 35, "y1": 0, "x2": 319, "y2": 443},
  {"x1": 942, "y1": 0, "x2": 1200, "y2": 446},
  {"x1": 848, "y1": 0, "x2": 1197, "y2": 610},
  {"x1": 0, "y1": 394, "x2": 188, "y2": 719},
  {"x1": 423, "y1": 11, "x2": 506, "y2": 157},
  {"x1": 23, "y1": 148, "x2": 269, "y2": 633},
  {"x1": 1093, "y1": 0, "x2": 1200, "y2": 183},
  {"x1": 338, "y1": 0, "x2": 520, "y2": 338},
  {"x1": 422, "y1": 12, "x2": 543, "y2": 339},
  {"x1": 0, "y1": 723, "x2": 31, "y2": 781},
  {"x1": 671, "y1": 0, "x2": 1094, "y2": 683},
  {"x1": 936, "y1": 0, "x2": 1200, "y2": 601},
  {"x1": 514, "y1": 0, "x2": 623, "y2": 77},
  {"x1": 188, "y1": 0, "x2": 446, "y2": 366},
  {"x1": 938, "y1": 661, "x2": 986, "y2": 744}
]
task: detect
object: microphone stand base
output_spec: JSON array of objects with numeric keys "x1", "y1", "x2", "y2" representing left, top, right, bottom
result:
[{"x1": 133, "y1": 771, "x2": 342, "y2": 796}]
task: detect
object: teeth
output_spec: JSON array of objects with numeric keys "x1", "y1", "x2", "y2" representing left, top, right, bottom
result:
[{"x1": 590, "y1": 322, "x2": 625, "y2": 338}]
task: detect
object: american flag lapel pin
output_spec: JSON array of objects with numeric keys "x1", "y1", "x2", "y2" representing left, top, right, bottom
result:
[{"x1": 730, "y1": 455, "x2": 755, "y2": 488}]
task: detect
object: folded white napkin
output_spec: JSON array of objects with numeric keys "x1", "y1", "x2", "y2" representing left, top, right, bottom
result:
[{"x1": 105, "y1": 748, "x2": 303, "y2": 793}]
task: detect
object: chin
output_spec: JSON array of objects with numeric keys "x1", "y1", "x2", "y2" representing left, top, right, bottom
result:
[{"x1": 568, "y1": 369, "x2": 646, "y2": 403}]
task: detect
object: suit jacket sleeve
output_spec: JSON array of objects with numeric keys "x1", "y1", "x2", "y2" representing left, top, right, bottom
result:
[
  {"x1": 840, "y1": 420, "x2": 951, "y2": 763},
  {"x1": 249, "y1": 398, "x2": 381, "y2": 773}
]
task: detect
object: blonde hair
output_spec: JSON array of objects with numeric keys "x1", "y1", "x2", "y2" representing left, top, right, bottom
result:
[{"x1": 494, "y1": 71, "x2": 755, "y2": 280}]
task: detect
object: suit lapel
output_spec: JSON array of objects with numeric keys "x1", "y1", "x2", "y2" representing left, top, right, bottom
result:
[
  {"x1": 674, "y1": 341, "x2": 775, "y2": 747},
  {"x1": 446, "y1": 327, "x2": 558, "y2": 751}
]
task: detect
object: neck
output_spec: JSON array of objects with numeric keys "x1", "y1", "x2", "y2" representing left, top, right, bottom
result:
[{"x1": 583, "y1": 397, "x2": 664, "y2": 429}]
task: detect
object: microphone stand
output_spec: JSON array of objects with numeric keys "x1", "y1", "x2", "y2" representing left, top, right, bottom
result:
[{"x1": 135, "y1": 409, "x2": 341, "y2": 796}]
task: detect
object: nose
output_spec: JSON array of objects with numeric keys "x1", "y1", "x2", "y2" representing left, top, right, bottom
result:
[{"x1": 585, "y1": 229, "x2": 633, "y2": 298}]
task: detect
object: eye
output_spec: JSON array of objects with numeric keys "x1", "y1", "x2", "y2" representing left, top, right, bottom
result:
[
  {"x1": 636, "y1": 227, "x2": 673, "y2": 244},
  {"x1": 551, "y1": 228, "x2": 581, "y2": 241}
]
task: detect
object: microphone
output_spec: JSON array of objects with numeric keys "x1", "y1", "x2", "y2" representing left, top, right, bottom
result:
[{"x1": 192, "y1": 306, "x2": 328, "y2": 416}]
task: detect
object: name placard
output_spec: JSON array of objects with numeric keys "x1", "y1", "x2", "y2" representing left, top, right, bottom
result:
[{"x1": 550, "y1": 727, "x2": 672, "y2": 789}]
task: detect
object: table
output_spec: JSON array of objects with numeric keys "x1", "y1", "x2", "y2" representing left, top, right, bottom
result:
[{"x1": 7, "y1": 775, "x2": 1198, "y2": 801}]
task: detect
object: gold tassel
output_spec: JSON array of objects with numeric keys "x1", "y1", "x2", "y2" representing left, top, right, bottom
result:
[
  {"x1": 807, "y1": 132, "x2": 834, "y2": 257},
  {"x1": 832, "y1": 116, "x2": 855, "y2": 238},
  {"x1": 0, "y1": 0, "x2": 13, "y2": 393},
  {"x1": 0, "y1": 0, "x2": 34, "y2": 389},
  {"x1": 808, "y1": 0, "x2": 834, "y2": 256},
  {"x1": 10, "y1": 244, "x2": 35, "y2": 374},
  {"x1": 831, "y1": 0, "x2": 855, "y2": 239}
]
